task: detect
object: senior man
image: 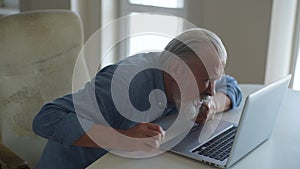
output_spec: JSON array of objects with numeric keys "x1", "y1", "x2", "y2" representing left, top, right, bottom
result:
[{"x1": 33, "y1": 28, "x2": 242, "y2": 169}]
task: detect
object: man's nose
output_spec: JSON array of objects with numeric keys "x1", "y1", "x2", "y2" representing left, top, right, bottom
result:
[{"x1": 206, "y1": 81, "x2": 216, "y2": 96}]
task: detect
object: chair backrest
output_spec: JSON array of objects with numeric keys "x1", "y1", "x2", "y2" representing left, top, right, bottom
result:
[{"x1": 0, "y1": 10, "x2": 83, "y2": 168}]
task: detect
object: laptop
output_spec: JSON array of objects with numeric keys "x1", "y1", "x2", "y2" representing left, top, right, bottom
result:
[{"x1": 154, "y1": 75, "x2": 291, "y2": 168}]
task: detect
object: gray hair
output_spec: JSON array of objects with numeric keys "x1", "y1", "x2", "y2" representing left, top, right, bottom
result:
[
  {"x1": 162, "y1": 28, "x2": 227, "y2": 65},
  {"x1": 200, "y1": 28, "x2": 227, "y2": 63}
]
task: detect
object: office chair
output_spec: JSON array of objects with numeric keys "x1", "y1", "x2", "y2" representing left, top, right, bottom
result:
[{"x1": 0, "y1": 10, "x2": 83, "y2": 168}]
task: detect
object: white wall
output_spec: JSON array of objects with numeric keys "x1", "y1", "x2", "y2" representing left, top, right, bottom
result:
[
  {"x1": 187, "y1": 0, "x2": 298, "y2": 84},
  {"x1": 187, "y1": 0, "x2": 273, "y2": 84},
  {"x1": 17, "y1": 0, "x2": 299, "y2": 84},
  {"x1": 20, "y1": 0, "x2": 70, "y2": 11}
]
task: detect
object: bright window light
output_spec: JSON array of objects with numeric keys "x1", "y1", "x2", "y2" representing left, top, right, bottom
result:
[
  {"x1": 129, "y1": 0, "x2": 184, "y2": 8},
  {"x1": 128, "y1": 13, "x2": 183, "y2": 56},
  {"x1": 129, "y1": 34, "x2": 171, "y2": 55},
  {"x1": 293, "y1": 52, "x2": 300, "y2": 91}
]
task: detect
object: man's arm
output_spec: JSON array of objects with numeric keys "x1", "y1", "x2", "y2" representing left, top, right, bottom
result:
[
  {"x1": 33, "y1": 92, "x2": 165, "y2": 152},
  {"x1": 33, "y1": 63, "x2": 168, "y2": 152},
  {"x1": 215, "y1": 75, "x2": 242, "y2": 110},
  {"x1": 32, "y1": 94, "x2": 95, "y2": 147},
  {"x1": 73, "y1": 123, "x2": 165, "y2": 151}
]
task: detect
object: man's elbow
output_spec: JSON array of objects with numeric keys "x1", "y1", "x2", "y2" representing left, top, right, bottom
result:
[
  {"x1": 32, "y1": 106, "x2": 58, "y2": 138},
  {"x1": 32, "y1": 109, "x2": 46, "y2": 137}
]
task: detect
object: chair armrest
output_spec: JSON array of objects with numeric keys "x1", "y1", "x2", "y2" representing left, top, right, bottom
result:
[{"x1": 0, "y1": 143, "x2": 29, "y2": 169}]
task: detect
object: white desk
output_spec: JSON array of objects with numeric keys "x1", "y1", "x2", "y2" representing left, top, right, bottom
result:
[{"x1": 87, "y1": 85, "x2": 300, "y2": 169}]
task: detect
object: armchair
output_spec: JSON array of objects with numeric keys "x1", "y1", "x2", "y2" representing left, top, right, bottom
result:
[{"x1": 0, "y1": 10, "x2": 83, "y2": 168}]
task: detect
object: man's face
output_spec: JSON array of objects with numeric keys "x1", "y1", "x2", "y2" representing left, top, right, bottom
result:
[
  {"x1": 176, "y1": 52, "x2": 224, "y2": 104},
  {"x1": 172, "y1": 52, "x2": 223, "y2": 120}
]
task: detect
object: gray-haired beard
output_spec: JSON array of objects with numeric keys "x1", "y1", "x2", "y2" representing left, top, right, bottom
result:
[{"x1": 175, "y1": 95, "x2": 212, "y2": 121}]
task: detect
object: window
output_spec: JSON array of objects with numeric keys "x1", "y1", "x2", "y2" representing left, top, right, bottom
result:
[
  {"x1": 293, "y1": 60, "x2": 300, "y2": 91},
  {"x1": 292, "y1": 3, "x2": 300, "y2": 91},
  {"x1": 128, "y1": 0, "x2": 184, "y2": 8},
  {"x1": 128, "y1": 12, "x2": 183, "y2": 56},
  {"x1": 120, "y1": 0, "x2": 187, "y2": 56},
  {"x1": 293, "y1": 45, "x2": 300, "y2": 91}
]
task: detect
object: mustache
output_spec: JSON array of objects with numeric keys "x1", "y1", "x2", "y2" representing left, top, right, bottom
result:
[
  {"x1": 174, "y1": 94, "x2": 212, "y2": 111},
  {"x1": 193, "y1": 95, "x2": 212, "y2": 107},
  {"x1": 177, "y1": 95, "x2": 212, "y2": 121}
]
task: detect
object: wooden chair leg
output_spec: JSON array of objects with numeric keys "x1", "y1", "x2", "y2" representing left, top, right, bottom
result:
[{"x1": 0, "y1": 143, "x2": 29, "y2": 169}]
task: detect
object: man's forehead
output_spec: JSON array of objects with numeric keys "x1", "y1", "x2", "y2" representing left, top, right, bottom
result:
[
  {"x1": 187, "y1": 53, "x2": 223, "y2": 78},
  {"x1": 197, "y1": 69, "x2": 222, "y2": 81}
]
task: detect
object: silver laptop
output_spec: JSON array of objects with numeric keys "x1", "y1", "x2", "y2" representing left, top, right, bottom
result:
[{"x1": 154, "y1": 75, "x2": 291, "y2": 168}]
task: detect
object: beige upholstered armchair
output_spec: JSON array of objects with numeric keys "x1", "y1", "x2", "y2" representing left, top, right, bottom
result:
[{"x1": 0, "y1": 10, "x2": 83, "y2": 168}]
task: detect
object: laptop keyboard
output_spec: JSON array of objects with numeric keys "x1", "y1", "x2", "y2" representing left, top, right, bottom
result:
[{"x1": 191, "y1": 126, "x2": 237, "y2": 161}]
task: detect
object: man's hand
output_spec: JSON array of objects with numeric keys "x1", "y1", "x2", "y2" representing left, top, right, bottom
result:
[
  {"x1": 73, "y1": 123, "x2": 165, "y2": 152},
  {"x1": 116, "y1": 123, "x2": 165, "y2": 152},
  {"x1": 194, "y1": 92, "x2": 232, "y2": 123},
  {"x1": 195, "y1": 99, "x2": 217, "y2": 123}
]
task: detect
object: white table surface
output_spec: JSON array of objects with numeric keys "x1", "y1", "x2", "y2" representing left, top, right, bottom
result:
[{"x1": 87, "y1": 85, "x2": 300, "y2": 169}]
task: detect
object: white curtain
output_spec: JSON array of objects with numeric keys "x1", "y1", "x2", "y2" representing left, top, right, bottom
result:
[
  {"x1": 70, "y1": 0, "x2": 102, "y2": 78},
  {"x1": 264, "y1": 0, "x2": 298, "y2": 85},
  {"x1": 71, "y1": 0, "x2": 101, "y2": 42}
]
